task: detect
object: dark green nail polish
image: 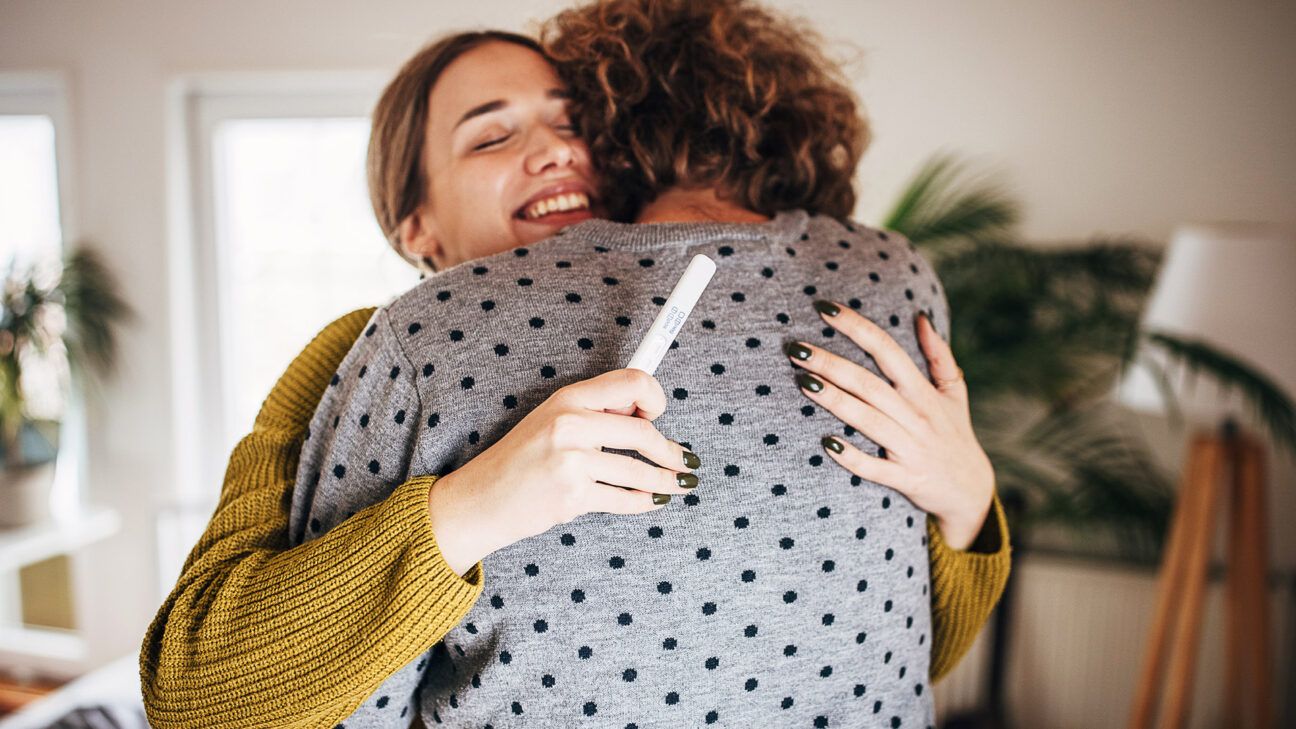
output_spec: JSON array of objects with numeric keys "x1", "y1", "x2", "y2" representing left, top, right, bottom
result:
[
  {"x1": 813, "y1": 300, "x2": 840, "y2": 317},
  {"x1": 677, "y1": 473, "x2": 699, "y2": 489},
  {"x1": 682, "y1": 450, "x2": 701, "y2": 469},
  {"x1": 822, "y1": 436, "x2": 844, "y2": 453},
  {"x1": 653, "y1": 493, "x2": 672, "y2": 505},
  {"x1": 796, "y1": 372, "x2": 824, "y2": 393},
  {"x1": 785, "y1": 341, "x2": 812, "y2": 361}
]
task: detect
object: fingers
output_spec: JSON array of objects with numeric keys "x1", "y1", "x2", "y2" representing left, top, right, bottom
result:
[
  {"x1": 917, "y1": 312, "x2": 968, "y2": 402},
  {"x1": 562, "y1": 368, "x2": 668, "y2": 420},
  {"x1": 792, "y1": 368, "x2": 909, "y2": 455},
  {"x1": 586, "y1": 481, "x2": 670, "y2": 515},
  {"x1": 784, "y1": 338, "x2": 926, "y2": 435},
  {"x1": 820, "y1": 433, "x2": 908, "y2": 493},
  {"x1": 551, "y1": 368, "x2": 697, "y2": 518},
  {"x1": 567, "y1": 408, "x2": 691, "y2": 471},
  {"x1": 814, "y1": 301, "x2": 937, "y2": 405},
  {"x1": 586, "y1": 450, "x2": 698, "y2": 495}
]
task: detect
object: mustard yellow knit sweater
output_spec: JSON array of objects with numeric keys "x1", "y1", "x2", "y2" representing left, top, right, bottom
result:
[{"x1": 139, "y1": 307, "x2": 1012, "y2": 728}]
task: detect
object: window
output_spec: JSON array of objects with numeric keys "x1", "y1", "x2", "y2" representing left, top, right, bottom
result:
[
  {"x1": 0, "y1": 115, "x2": 62, "y2": 270},
  {"x1": 173, "y1": 75, "x2": 418, "y2": 502},
  {"x1": 210, "y1": 117, "x2": 417, "y2": 442},
  {"x1": 0, "y1": 74, "x2": 103, "y2": 666},
  {"x1": 0, "y1": 74, "x2": 81, "y2": 520}
]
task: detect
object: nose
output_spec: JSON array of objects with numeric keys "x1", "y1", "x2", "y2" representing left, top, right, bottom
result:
[{"x1": 524, "y1": 124, "x2": 578, "y2": 175}]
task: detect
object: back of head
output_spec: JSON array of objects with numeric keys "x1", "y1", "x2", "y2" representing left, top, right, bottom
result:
[{"x1": 541, "y1": 0, "x2": 869, "y2": 222}]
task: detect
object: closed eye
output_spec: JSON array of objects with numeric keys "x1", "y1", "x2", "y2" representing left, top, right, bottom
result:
[{"x1": 473, "y1": 135, "x2": 509, "y2": 151}]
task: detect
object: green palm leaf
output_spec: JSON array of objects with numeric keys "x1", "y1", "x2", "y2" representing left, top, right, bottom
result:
[
  {"x1": 881, "y1": 150, "x2": 1020, "y2": 247},
  {"x1": 1140, "y1": 331, "x2": 1296, "y2": 457},
  {"x1": 59, "y1": 246, "x2": 133, "y2": 382}
]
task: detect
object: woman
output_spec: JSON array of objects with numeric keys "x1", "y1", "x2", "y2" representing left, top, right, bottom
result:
[{"x1": 140, "y1": 8, "x2": 1008, "y2": 729}]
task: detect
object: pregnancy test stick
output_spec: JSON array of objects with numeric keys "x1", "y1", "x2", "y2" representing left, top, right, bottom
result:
[{"x1": 627, "y1": 254, "x2": 717, "y2": 375}]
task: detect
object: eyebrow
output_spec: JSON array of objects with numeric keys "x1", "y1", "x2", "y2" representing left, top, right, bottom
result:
[{"x1": 452, "y1": 88, "x2": 571, "y2": 130}]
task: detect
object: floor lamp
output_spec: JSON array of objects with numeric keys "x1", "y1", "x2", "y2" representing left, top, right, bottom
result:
[
  {"x1": 1126, "y1": 418, "x2": 1271, "y2": 729},
  {"x1": 1115, "y1": 221, "x2": 1295, "y2": 729}
]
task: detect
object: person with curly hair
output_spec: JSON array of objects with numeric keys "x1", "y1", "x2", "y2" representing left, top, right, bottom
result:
[
  {"x1": 141, "y1": 2, "x2": 1010, "y2": 727},
  {"x1": 542, "y1": 0, "x2": 867, "y2": 226}
]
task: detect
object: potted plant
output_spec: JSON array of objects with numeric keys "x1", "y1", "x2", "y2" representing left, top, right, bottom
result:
[{"x1": 0, "y1": 246, "x2": 131, "y2": 528}]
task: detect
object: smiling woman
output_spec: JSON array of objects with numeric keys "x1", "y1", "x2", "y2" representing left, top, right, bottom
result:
[{"x1": 366, "y1": 34, "x2": 599, "y2": 274}]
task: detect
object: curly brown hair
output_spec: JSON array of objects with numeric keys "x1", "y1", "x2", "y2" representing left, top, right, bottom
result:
[{"x1": 541, "y1": 0, "x2": 869, "y2": 222}]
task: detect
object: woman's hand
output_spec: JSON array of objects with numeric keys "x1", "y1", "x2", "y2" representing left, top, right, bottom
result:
[
  {"x1": 785, "y1": 300, "x2": 996, "y2": 551},
  {"x1": 428, "y1": 368, "x2": 699, "y2": 575}
]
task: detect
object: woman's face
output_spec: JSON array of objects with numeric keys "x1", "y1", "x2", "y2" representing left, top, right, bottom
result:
[{"x1": 401, "y1": 41, "x2": 600, "y2": 270}]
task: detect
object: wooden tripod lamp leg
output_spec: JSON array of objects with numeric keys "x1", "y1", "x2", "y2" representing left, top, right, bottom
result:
[
  {"x1": 1225, "y1": 436, "x2": 1247, "y2": 724},
  {"x1": 1129, "y1": 428, "x2": 1274, "y2": 729},
  {"x1": 1156, "y1": 436, "x2": 1225, "y2": 729},
  {"x1": 1237, "y1": 437, "x2": 1273, "y2": 728},
  {"x1": 1129, "y1": 434, "x2": 1220, "y2": 729}
]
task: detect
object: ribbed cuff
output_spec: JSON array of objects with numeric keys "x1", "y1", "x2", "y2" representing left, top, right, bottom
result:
[
  {"x1": 399, "y1": 474, "x2": 485, "y2": 594},
  {"x1": 927, "y1": 491, "x2": 1012, "y2": 683}
]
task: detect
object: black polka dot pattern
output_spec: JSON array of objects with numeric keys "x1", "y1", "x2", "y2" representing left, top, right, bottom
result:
[{"x1": 291, "y1": 211, "x2": 940, "y2": 726}]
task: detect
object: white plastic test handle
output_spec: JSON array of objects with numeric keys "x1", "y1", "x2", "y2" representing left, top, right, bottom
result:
[{"x1": 626, "y1": 254, "x2": 717, "y2": 375}]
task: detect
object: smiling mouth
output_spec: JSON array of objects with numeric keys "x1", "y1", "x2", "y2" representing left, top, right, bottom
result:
[{"x1": 517, "y1": 192, "x2": 592, "y2": 221}]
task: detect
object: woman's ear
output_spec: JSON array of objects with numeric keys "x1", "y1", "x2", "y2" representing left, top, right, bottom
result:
[{"x1": 397, "y1": 207, "x2": 442, "y2": 268}]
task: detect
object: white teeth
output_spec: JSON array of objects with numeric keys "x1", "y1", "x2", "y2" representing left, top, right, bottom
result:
[{"x1": 525, "y1": 192, "x2": 590, "y2": 220}]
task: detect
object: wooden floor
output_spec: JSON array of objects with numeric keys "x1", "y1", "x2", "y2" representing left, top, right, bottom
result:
[{"x1": 0, "y1": 671, "x2": 65, "y2": 718}]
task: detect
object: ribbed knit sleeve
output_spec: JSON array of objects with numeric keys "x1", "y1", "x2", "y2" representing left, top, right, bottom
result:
[
  {"x1": 926, "y1": 490, "x2": 1013, "y2": 683},
  {"x1": 139, "y1": 307, "x2": 485, "y2": 729}
]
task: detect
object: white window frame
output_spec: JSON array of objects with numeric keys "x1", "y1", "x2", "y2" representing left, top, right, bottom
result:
[
  {"x1": 0, "y1": 71, "x2": 108, "y2": 676},
  {"x1": 0, "y1": 72, "x2": 77, "y2": 243},
  {"x1": 0, "y1": 72, "x2": 85, "y2": 515},
  {"x1": 165, "y1": 72, "x2": 386, "y2": 519}
]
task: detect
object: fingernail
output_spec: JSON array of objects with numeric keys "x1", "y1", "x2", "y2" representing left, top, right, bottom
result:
[
  {"x1": 796, "y1": 372, "x2": 824, "y2": 393},
  {"x1": 924, "y1": 309, "x2": 939, "y2": 330},
  {"x1": 822, "y1": 436, "x2": 844, "y2": 453},
  {"x1": 813, "y1": 300, "x2": 840, "y2": 317},
  {"x1": 653, "y1": 493, "x2": 672, "y2": 505},
  {"x1": 785, "y1": 341, "x2": 813, "y2": 361},
  {"x1": 682, "y1": 450, "x2": 701, "y2": 469},
  {"x1": 677, "y1": 473, "x2": 699, "y2": 489}
]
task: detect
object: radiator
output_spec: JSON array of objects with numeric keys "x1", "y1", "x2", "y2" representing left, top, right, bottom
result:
[{"x1": 932, "y1": 553, "x2": 1294, "y2": 728}]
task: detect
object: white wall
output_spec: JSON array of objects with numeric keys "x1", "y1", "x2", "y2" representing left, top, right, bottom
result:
[{"x1": 1, "y1": 0, "x2": 1293, "y2": 694}]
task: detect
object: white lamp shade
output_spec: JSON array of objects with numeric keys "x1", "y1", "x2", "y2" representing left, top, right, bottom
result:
[{"x1": 1115, "y1": 222, "x2": 1296, "y2": 425}]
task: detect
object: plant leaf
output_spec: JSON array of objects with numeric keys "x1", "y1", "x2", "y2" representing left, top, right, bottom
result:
[
  {"x1": 881, "y1": 150, "x2": 1020, "y2": 248},
  {"x1": 1143, "y1": 330, "x2": 1296, "y2": 460}
]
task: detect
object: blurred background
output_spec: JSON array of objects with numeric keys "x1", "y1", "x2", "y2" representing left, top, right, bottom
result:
[{"x1": 0, "y1": 1, "x2": 1293, "y2": 727}]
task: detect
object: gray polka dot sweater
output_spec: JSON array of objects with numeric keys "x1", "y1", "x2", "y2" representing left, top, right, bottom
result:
[{"x1": 291, "y1": 210, "x2": 948, "y2": 728}]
